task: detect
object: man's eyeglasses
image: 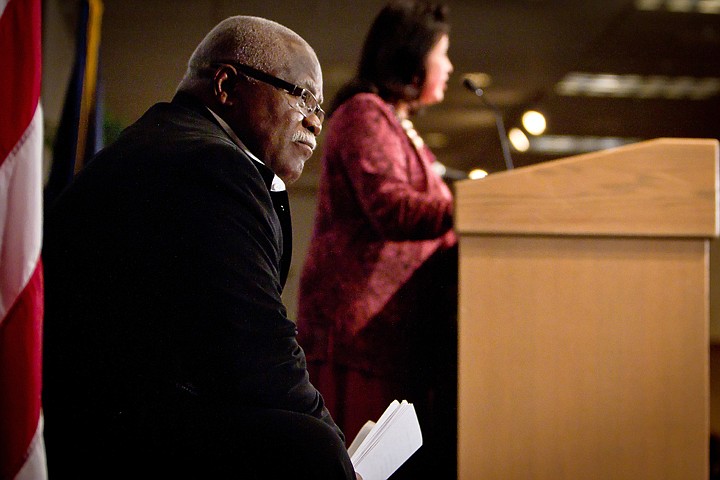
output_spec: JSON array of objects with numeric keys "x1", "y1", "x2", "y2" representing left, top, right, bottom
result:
[{"x1": 219, "y1": 62, "x2": 325, "y2": 123}]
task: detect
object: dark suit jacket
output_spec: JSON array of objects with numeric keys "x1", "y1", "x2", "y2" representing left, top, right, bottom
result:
[{"x1": 42, "y1": 92, "x2": 341, "y2": 473}]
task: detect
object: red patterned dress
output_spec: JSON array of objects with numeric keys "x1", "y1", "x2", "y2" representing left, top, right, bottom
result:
[{"x1": 297, "y1": 92, "x2": 458, "y2": 474}]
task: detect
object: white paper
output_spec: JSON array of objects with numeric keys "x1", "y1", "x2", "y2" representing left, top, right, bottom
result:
[
  {"x1": 348, "y1": 420, "x2": 376, "y2": 458},
  {"x1": 349, "y1": 400, "x2": 423, "y2": 480}
]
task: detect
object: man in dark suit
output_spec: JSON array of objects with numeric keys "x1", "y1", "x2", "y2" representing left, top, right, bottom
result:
[{"x1": 42, "y1": 15, "x2": 356, "y2": 479}]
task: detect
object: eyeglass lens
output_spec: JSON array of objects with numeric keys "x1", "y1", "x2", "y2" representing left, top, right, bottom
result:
[{"x1": 298, "y1": 91, "x2": 324, "y2": 122}]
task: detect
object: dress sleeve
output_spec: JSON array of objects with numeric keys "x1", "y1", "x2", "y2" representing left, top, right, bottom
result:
[{"x1": 330, "y1": 95, "x2": 453, "y2": 240}]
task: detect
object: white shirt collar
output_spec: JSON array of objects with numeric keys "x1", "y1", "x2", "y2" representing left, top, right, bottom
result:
[{"x1": 206, "y1": 107, "x2": 286, "y2": 192}]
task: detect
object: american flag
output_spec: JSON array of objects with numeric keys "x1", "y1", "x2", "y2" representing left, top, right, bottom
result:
[{"x1": 0, "y1": 0, "x2": 48, "y2": 478}]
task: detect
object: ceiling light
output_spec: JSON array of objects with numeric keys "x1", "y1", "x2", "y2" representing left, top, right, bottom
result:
[
  {"x1": 667, "y1": 0, "x2": 694, "y2": 12},
  {"x1": 664, "y1": 76, "x2": 695, "y2": 98},
  {"x1": 521, "y1": 110, "x2": 547, "y2": 135},
  {"x1": 555, "y1": 72, "x2": 720, "y2": 99},
  {"x1": 508, "y1": 128, "x2": 530, "y2": 152},
  {"x1": 468, "y1": 169, "x2": 488, "y2": 180},
  {"x1": 636, "y1": 75, "x2": 667, "y2": 98},
  {"x1": 528, "y1": 135, "x2": 641, "y2": 155},
  {"x1": 698, "y1": 0, "x2": 720, "y2": 13},
  {"x1": 589, "y1": 74, "x2": 624, "y2": 95},
  {"x1": 691, "y1": 77, "x2": 720, "y2": 99},
  {"x1": 635, "y1": 0, "x2": 720, "y2": 12}
]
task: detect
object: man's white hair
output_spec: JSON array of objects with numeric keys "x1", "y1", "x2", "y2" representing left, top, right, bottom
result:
[{"x1": 178, "y1": 15, "x2": 315, "y2": 89}]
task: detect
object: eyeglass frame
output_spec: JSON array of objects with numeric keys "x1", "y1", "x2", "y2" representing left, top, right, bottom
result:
[{"x1": 216, "y1": 62, "x2": 325, "y2": 123}]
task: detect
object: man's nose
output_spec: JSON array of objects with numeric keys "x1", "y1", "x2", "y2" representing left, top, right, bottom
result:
[{"x1": 303, "y1": 112, "x2": 322, "y2": 136}]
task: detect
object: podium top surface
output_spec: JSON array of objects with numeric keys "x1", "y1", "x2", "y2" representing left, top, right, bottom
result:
[{"x1": 455, "y1": 138, "x2": 719, "y2": 238}]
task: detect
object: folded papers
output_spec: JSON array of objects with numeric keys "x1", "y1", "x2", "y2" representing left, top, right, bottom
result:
[{"x1": 348, "y1": 400, "x2": 423, "y2": 480}]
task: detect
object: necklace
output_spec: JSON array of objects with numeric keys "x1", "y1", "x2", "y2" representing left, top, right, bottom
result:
[{"x1": 399, "y1": 118, "x2": 425, "y2": 150}]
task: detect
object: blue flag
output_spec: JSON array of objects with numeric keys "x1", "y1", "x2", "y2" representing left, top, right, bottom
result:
[{"x1": 45, "y1": 0, "x2": 104, "y2": 208}]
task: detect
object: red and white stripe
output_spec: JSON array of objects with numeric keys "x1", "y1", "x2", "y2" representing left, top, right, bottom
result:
[{"x1": 0, "y1": 0, "x2": 48, "y2": 478}]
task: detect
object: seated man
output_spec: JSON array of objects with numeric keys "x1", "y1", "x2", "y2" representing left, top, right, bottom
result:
[{"x1": 42, "y1": 15, "x2": 356, "y2": 479}]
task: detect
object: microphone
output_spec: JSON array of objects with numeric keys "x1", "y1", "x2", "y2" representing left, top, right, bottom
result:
[
  {"x1": 463, "y1": 77, "x2": 514, "y2": 170},
  {"x1": 462, "y1": 77, "x2": 484, "y2": 97}
]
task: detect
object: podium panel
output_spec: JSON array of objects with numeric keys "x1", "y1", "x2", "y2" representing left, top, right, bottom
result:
[
  {"x1": 459, "y1": 235, "x2": 708, "y2": 479},
  {"x1": 456, "y1": 138, "x2": 719, "y2": 480}
]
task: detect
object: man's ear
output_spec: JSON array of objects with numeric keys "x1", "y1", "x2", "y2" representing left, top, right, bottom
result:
[{"x1": 213, "y1": 65, "x2": 237, "y2": 106}]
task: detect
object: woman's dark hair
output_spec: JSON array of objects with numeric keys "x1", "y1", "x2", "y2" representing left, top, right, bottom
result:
[{"x1": 329, "y1": 0, "x2": 450, "y2": 115}]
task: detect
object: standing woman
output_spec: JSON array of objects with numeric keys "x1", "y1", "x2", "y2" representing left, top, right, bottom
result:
[{"x1": 297, "y1": 1, "x2": 457, "y2": 477}]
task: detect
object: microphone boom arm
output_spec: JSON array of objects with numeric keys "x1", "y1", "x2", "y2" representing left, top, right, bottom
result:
[{"x1": 463, "y1": 78, "x2": 514, "y2": 170}]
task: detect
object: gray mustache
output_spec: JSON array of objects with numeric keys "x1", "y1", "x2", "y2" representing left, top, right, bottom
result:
[{"x1": 292, "y1": 131, "x2": 316, "y2": 150}]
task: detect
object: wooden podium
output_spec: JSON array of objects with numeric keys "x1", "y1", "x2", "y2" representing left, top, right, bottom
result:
[{"x1": 455, "y1": 138, "x2": 719, "y2": 479}]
